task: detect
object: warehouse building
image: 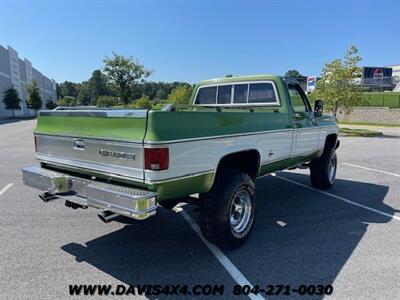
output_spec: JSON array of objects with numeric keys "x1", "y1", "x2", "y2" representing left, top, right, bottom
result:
[{"x1": 0, "y1": 45, "x2": 57, "y2": 118}]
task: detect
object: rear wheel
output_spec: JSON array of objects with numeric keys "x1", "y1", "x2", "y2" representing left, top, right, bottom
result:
[
  {"x1": 199, "y1": 171, "x2": 256, "y2": 249},
  {"x1": 310, "y1": 148, "x2": 337, "y2": 189}
]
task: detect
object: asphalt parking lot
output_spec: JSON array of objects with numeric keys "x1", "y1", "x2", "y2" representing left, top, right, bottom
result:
[{"x1": 1, "y1": 119, "x2": 399, "y2": 300}]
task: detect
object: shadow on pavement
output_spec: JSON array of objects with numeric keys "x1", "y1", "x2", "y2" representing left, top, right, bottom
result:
[{"x1": 62, "y1": 173, "x2": 392, "y2": 299}]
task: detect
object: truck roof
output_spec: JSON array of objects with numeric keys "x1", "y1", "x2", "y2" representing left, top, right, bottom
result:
[{"x1": 196, "y1": 74, "x2": 282, "y2": 86}]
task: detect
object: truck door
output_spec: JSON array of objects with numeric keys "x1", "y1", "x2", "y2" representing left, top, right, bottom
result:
[{"x1": 287, "y1": 83, "x2": 320, "y2": 157}]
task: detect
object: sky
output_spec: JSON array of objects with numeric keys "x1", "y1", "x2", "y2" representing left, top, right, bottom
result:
[{"x1": 0, "y1": 0, "x2": 399, "y2": 84}]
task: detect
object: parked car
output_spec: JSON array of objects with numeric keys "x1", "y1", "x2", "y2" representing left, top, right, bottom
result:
[{"x1": 22, "y1": 75, "x2": 339, "y2": 248}]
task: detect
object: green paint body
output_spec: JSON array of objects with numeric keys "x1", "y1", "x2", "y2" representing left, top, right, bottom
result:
[{"x1": 34, "y1": 75, "x2": 337, "y2": 202}]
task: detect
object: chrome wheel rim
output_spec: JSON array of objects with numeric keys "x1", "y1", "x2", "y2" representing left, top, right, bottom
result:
[
  {"x1": 328, "y1": 155, "x2": 337, "y2": 183},
  {"x1": 229, "y1": 189, "x2": 252, "y2": 233}
]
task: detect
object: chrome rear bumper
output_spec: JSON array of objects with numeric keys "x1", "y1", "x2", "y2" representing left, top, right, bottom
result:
[{"x1": 22, "y1": 165, "x2": 157, "y2": 220}]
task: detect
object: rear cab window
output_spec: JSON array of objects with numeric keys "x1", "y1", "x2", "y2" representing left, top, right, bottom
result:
[
  {"x1": 194, "y1": 81, "x2": 280, "y2": 106},
  {"x1": 196, "y1": 86, "x2": 217, "y2": 104},
  {"x1": 248, "y1": 83, "x2": 277, "y2": 103}
]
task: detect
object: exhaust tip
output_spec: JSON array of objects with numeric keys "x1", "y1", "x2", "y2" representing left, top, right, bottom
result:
[
  {"x1": 98, "y1": 210, "x2": 119, "y2": 223},
  {"x1": 39, "y1": 192, "x2": 57, "y2": 202}
]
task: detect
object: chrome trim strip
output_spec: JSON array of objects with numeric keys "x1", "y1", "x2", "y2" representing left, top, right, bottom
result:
[
  {"x1": 34, "y1": 133, "x2": 143, "y2": 144},
  {"x1": 36, "y1": 154, "x2": 144, "y2": 180},
  {"x1": 38, "y1": 161, "x2": 145, "y2": 182},
  {"x1": 39, "y1": 109, "x2": 147, "y2": 118}
]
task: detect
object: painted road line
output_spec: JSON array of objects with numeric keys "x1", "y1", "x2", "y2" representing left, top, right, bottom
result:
[
  {"x1": 0, "y1": 183, "x2": 14, "y2": 196},
  {"x1": 342, "y1": 163, "x2": 400, "y2": 178},
  {"x1": 177, "y1": 208, "x2": 265, "y2": 300},
  {"x1": 273, "y1": 174, "x2": 400, "y2": 222}
]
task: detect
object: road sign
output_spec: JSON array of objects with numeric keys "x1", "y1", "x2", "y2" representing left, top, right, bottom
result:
[{"x1": 307, "y1": 76, "x2": 317, "y2": 93}]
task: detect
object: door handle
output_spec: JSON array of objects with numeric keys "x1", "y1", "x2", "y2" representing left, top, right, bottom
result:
[
  {"x1": 73, "y1": 139, "x2": 86, "y2": 151},
  {"x1": 292, "y1": 113, "x2": 304, "y2": 121}
]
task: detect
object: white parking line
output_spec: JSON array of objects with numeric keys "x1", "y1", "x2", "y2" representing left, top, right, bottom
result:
[
  {"x1": 342, "y1": 163, "x2": 400, "y2": 178},
  {"x1": 177, "y1": 208, "x2": 265, "y2": 300},
  {"x1": 273, "y1": 174, "x2": 400, "y2": 222},
  {"x1": 0, "y1": 183, "x2": 14, "y2": 196}
]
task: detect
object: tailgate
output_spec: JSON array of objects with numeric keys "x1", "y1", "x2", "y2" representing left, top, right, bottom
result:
[{"x1": 34, "y1": 109, "x2": 147, "y2": 181}]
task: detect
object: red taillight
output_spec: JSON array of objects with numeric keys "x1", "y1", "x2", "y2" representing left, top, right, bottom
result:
[
  {"x1": 34, "y1": 135, "x2": 37, "y2": 152},
  {"x1": 144, "y1": 148, "x2": 169, "y2": 171}
]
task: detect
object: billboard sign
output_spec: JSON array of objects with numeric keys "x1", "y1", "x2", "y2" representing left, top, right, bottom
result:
[
  {"x1": 306, "y1": 76, "x2": 317, "y2": 93},
  {"x1": 362, "y1": 67, "x2": 393, "y2": 86}
]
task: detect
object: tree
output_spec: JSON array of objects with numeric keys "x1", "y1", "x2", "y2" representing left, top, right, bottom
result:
[
  {"x1": 132, "y1": 95, "x2": 152, "y2": 109},
  {"x1": 58, "y1": 81, "x2": 79, "y2": 98},
  {"x1": 155, "y1": 88, "x2": 167, "y2": 100},
  {"x1": 314, "y1": 45, "x2": 363, "y2": 116},
  {"x1": 96, "y1": 95, "x2": 120, "y2": 107},
  {"x1": 103, "y1": 53, "x2": 152, "y2": 106},
  {"x1": 27, "y1": 80, "x2": 43, "y2": 112},
  {"x1": 57, "y1": 96, "x2": 77, "y2": 107},
  {"x1": 89, "y1": 69, "x2": 109, "y2": 99},
  {"x1": 167, "y1": 85, "x2": 193, "y2": 105},
  {"x1": 77, "y1": 81, "x2": 92, "y2": 105},
  {"x1": 2, "y1": 87, "x2": 21, "y2": 118},
  {"x1": 45, "y1": 97, "x2": 57, "y2": 109},
  {"x1": 56, "y1": 83, "x2": 62, "y2": 99},
  {"x1": 284, "y1": 69, "x2": 302, "y2": 79}
]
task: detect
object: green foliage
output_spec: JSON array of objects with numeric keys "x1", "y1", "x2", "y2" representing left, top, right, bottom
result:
[
  {"x1": 314, "y1": 45, "x2": 363, "y2": 116},
  {"x1": 59, "y1": 70, "x2": 110, "y2": 106},
  {"x1": 55, "y1": 56, "x2": 191, "y2": 107},
  {"x1": 58, "y1": 81, "x2": 79, "y2": 98},
  {"x1": 95, "y1": 95, "x2": 120, "y2": 107},
  {"x1": 103, "y1": 52, "x2": 153, "y2": 106},
  {"x1": 2, "y1": 87, "x2": 21, "y2": 117},
  {"x1": 339, "y1": 121, "x2": 400, "y2": 127},
  {"x1": 76, "y1": 81, "x2": 91, "y2": 105},
  {"x1": 45, "y1": 98, "x2": 57, "y2": 109},
  {"x1": 89, "y1": 69, "x2": 109, "y2": 99},
  {"x1": 155, "y1": 89, "x2": 167, "y2": 100},
  {"x1": 284, "y1": 69, "x2": 303, "y2": 79},
  {"x1": 151, "y1": 101, "x2": 168, "y2": 110},
  {"x1": 128, "y1": 95, "x2": 152, "y2": 109},
  {"x1": 27, "y1": 80, "x2": 43, "y2": 111},
  {"x1": 359, "y1": 92, "x2": 400, "y2": 108},
  {"x1": 57, "y1": 96, "x2": 77, "y2": 107},
  {"x1": 167, "y1": 85, "x2": 193, "y2": 105}
]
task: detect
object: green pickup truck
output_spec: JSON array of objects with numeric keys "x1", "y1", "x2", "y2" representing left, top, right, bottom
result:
[{"x1": 22, "y1": 75, "x2": 339, "y2": 248}]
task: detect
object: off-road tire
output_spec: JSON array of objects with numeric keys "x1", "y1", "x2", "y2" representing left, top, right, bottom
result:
[
  {"x1": 199, "y1": 171, "x2": 256, "y2": 249},
  {"x1": 310, "y1": 147, "x2": 337, "y2": 189}
]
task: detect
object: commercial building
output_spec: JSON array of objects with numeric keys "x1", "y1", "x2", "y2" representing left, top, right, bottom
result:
[
  {"x1": 386, "y1": 65, "x2": 400, "y2": 85},
  {"x1": 0, "y1": 45, "x2": 57, "y2": 118}
]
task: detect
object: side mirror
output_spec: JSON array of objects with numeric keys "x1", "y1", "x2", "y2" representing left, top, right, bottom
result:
[{"x1": 314, "y1": 99, "x2": 324, "y2": 117}]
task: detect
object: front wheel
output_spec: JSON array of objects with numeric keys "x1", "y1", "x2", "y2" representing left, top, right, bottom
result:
[
  {"x1": 310, "y1": 148, "x2": 337, "y2": 189},
  {"x1": 199, "y1": 171, "x2": 256, "y2": 249}
]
